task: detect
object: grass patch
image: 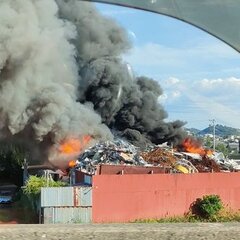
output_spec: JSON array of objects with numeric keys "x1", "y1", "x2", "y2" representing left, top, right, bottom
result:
[
  {"x1": 134, "y1": 210, "x2": 240, "y2": 223},
  {"x1": 209, "y1": 208, "x2": 240, "y2": 222},
  {"x1": 134, "y1": 195, "x2": 240, "y2": 223},
  {"x1": 134, "y1": 214, "x2": 200, "y2": 223}
]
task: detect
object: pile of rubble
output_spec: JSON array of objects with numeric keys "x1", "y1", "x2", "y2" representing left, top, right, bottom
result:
[
  {"x1": 141, "y1": 146, "x2": 240, "y2": 173},
  {"x1": 76, "y1": 139, "x2": 147, "y2": 173},
  {"x1": 141, "y1": 148, "x2": 176, "y2": 166},
  {"x1": 141, "y1": 147, "x2": 198, "y2": 173},
  {"x1": 188, "y1": 156, "x2": 220, "y2": 172},
  {"x1": 211, "y1": 152, "x2": 240, "y2": 171},
  {"x1": 73, "y1": 139, "x2": 240, "y2": 174}
]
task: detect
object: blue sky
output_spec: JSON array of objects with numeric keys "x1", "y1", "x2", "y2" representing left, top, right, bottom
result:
[{"x1": 95, "y1": 3, "x2": 240, "y2": 130}]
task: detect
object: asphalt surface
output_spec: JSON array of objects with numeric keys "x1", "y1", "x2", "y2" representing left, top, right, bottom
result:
[{"x1": 0, "y1": 223, "x2": 240, "y2": 240}]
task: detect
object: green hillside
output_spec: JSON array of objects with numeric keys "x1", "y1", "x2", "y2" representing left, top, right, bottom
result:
[{"x1": 198, "y1": 124, "x2": 240, "y2": 137}]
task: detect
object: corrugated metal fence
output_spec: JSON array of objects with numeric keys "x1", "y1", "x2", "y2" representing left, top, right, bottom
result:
[{"x1": 41, "y1": 186, "x2": 92, "y2": 223}]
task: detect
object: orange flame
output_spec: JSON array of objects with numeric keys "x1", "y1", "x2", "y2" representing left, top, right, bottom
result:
[
  {"x1": 181, "y1": 138, "x2": 213, "y2": 156},
  {"x1": 68, "y1": 160, "x2": 77, "y2": 168},
  {"x1": 59, "y1": 135, "x2": 92, "y2": 155}
]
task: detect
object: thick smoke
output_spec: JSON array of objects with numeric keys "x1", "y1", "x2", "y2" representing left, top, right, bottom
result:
[
  {"x1": 0, "y1": 0, "x2": 186, "y2": 165},
  {"x1": 0, "y1": 0, "x2": 112, "y2": 164},
  {"x1": 57, "y1": 0, "x2": 186, "y2": 148}
]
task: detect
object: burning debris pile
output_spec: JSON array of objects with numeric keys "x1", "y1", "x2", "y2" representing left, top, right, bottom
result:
[
  {"x1": 70, "y1": 137, "x2": 240, "y2": 175},
  {"x1": 176, "y1": 137, "x2": 221, "y2": 173},
  {"x1": 176, "y1": 137, "x2": 239, "y2": 172},
  {"x1": 140, "y1": 147, "x2": 198, "y2": 173}
]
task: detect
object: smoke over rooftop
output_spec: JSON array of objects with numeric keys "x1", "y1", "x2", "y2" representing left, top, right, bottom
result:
[{"x1": 0, "y1": 0, "x2": 186, "y2": 166}]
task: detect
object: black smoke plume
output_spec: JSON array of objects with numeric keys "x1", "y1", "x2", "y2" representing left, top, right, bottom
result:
[{"x1": 57, "y1": 0, "x2": 186, "y2": 148}]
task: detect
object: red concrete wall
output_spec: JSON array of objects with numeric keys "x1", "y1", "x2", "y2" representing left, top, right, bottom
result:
[{"x1": 92, "y1": 172, "x2": 240, "y2": 223}]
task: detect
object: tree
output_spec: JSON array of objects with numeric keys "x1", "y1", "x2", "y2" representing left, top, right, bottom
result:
[
  {"x1": 0, "y1": 143, "x2": 26, "y2": 186},
  {"x1": 204, "y1": 136, "x2": 212, "y2": 148},
  {"x1": 215, "y1": 143, "x2": 230, "y2": 156}
]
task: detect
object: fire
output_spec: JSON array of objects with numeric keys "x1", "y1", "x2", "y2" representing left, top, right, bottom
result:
[
  {"x1": 68, "y1": 160, "x2": 77, "y2": 168},
  {"x1": 59, "y1": 135, "x2": 92, "y2": 155},
  {"x1": 206, "y1": 149, "x2": 213, "y2": 156},
  {"x1": 60, "y1": 139, "x2": 81, "y2": 155},
  {"x1": 181, "y1": 137, "x2": 213, "y2": 156}
]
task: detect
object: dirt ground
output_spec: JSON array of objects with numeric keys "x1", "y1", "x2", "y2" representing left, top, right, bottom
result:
[{"x1": 0, "y1": 223, "x2": 240, "y2": 240}]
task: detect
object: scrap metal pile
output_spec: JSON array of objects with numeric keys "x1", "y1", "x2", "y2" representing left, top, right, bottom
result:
[
  {"x1": 73, "y1": 139, "x2": 240, "y2": 174},
  {"x1": 76, "y1": 140, "x2": 147, "y2": 174},
  {"x1": 141, "y1": 147, "x2": 240, "y2": 173},
  {"x1": 141, "y1": 148, "x2": 198, "y2": 173}
]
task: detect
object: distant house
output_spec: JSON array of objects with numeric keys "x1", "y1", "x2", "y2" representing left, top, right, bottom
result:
[{"x1": 228, "y1": 142, "x2": 239, "y2": 153}]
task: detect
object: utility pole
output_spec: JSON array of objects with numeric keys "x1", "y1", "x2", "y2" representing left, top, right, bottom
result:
[{"x1": 209, "y1": 119, "x2": 216, "y2": 152}]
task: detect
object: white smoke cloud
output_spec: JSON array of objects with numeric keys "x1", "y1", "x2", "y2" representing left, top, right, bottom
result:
[{"x1": 0, "y1": 0, "x2": 112, "y2": 145}]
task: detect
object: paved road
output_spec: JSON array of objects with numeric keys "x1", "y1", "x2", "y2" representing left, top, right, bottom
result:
[{"x1": 0, "y1": 223, "x2": 240, "y2": 240}]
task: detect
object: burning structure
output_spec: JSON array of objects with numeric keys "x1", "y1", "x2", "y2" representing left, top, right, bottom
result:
[{"x1": 0, "y1": 0, "x2": 186, "y2": 168}]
